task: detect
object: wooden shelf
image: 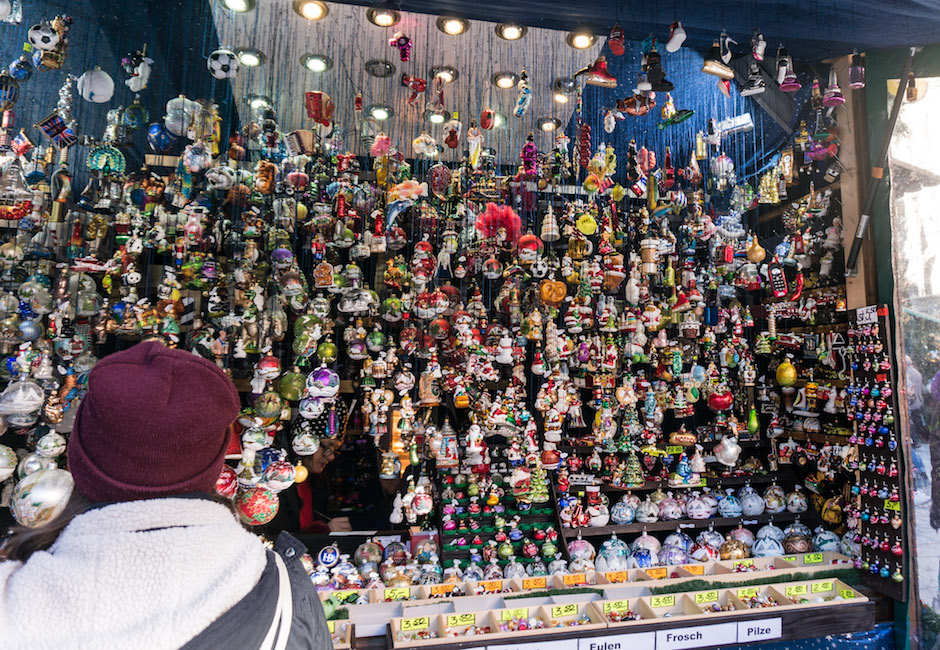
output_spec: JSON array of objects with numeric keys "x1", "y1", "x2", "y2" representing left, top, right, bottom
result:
[
  {"x1": 560, "y1": 511, "x2": 802, "y2": 537},
  {"x1": 585, "y1": 473, "x2": 781, "y2": 494}
]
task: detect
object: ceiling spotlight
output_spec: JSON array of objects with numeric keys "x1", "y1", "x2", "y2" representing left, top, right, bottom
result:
[
  {"x1": 301, "y1": 53, "x2": 332, "y2": 72},
  {"x1": 429, "y1": 112, "x2": 445, "y2": 124},
  {"x1": 437, "y1": 16, "x2": 469, "y2": 36},
  {"x1": 554, "y1": 93, "x2": 569, "y2": 104},
  {"x1": 492, "y1": 71, "x2": 518, "y2": 89},
  {"x1": 538, "y1": 117, "x2": 562, "y2": 132},
  {"x1": 496, "y1": 23, "x2": 527, "y2": 40},
  {"x1": 566, "y1": 30, "x2": 596, "y2": 49},
  {"x1": 364, "y1": 59, "x2": 396, "y2": 77},
  {"x1": 492, "y1": 112, "x2": 506, "y2": 128},
  {"x1": 292, "y1": 0, "x2": 329, "y2": 20},
  {"x1": 219, "y1": 0, "x2": 255, "y2": 12},
  {"x1": 366, "y1": 7, "x2": 400, "y2": 27},
  {"x1": 369, "y1": 104, "x2": 392, "y2": 121},
  {"x1": 236, "y1": 47, "x2": 265, "y2": 67},
  {"x1": 248, "y1": 95, "x2": 272, "y2": 110},
  {"x1": 431, "y1": 66, "x2": 458, "y2": 83}
]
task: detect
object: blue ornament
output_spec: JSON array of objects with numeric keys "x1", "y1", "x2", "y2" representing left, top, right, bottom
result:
[
  {"x1": 318, "y1": 544, "x2": 340, "y2": 568},
  {"x1": 146, "y1": 122, "x2": 177, "y2": 153},
  {"x1": 9, "y1": 55, "x2": 34, "y2": 82}
]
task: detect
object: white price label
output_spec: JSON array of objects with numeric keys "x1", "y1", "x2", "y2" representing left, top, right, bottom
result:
[{"x1": 737, "y1": 618, "x2": 782, "y2": 642}]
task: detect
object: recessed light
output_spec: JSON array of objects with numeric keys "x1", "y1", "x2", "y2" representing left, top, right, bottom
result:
[
  {"x1": 236, "y1": 47, "x2": 265, "y2": 67},
  {"x1": 301, "y1": 54, "x2": 332, "y2": 72},
  {"x1": 437, "y1": 16, "x2": 468, "y2": 36},
  {"x1": 431, "y1": 66, "x2": 458, "y2": 83},
  {"x1": 566, "y1": 31, "x2": 596, "y2": 49},
  {"x1": 364, "y1": 59, "x2": 396, "y2": 78},
  {"x1": 292, "y1": 0, "x2": 328, "y2": 20},
  {"x1": 366, "y1": 7, "x2": 400, "y2": 27},
  {"x1": 429, "y1": 112, "x2": 445, "y2": 124},
  {"x1": 248, "y1": 95, "x2": 272, "y2": 110},
  {"x1": 492, "y1": 71, "x2": 518, "y2": 89},
  {"x1": 538, "y1": 117, "x2": 561, "y2": 132},
  {"x1": 554, "y1": 93, "x2": 569, "y2": 104},
  {"x1": 496, "y1": 23, "x2": 527, "y2": 40},
  {"x1": 219, "y1": 0, "x2": 255, "y2": 12},
  {"x1": 492, "y1": 112, "x2": 506, "y2": 128},
  {"x1": 369, "y1": 104, "x2": 392, "y2": 120}
]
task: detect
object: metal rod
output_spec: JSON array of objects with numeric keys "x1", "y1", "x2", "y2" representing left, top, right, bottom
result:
[{"x1": 845, "y1": 46, "x2": 919, "y2": 273}]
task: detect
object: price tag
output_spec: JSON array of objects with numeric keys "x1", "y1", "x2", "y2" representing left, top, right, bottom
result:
[
  {"x1": 737, "y1": 587, "x2": 758, "y2": 599},
  {"x1": 694, "y1": 591, "x2": 719, "y2": 604},
  {"x1": 840, "y1": 589, "x2": 855, "y2": 599},
  {"x1": 650, "y1": 595, "x2": 675, "y2": 608},
  {"x1": 885, "y1": 500, "x2": 901, "y2": 512},
  {"x1": 811, "y1": 580, "x2": 834, "y2": 593},
  {"x1": 332, "y1": 590, "x2": 356, "y2": 601},
  {"x1": 785, "y1": 585, "x2": 808, "y2": 597},
  {"x1": 327, "y1": 621, "x2": 335, "y2": 634},
  {"x1": 665, "y1": 446, "x2": 684, "y2": 455},
  {"x1": 563, "y1": 573, "x2": 587, "y2": 586},
  {"x1": 522, "y1": 577, "x2": 546, "y2": 590},
  {"x1": 551, "y1": 603, "x2": 579, "y2": 618},
  {"x1": 781, "y1": 556, "x2": 797, "y2": 563},
  {"x1": 603, "y1": 599, "x2": 632, "y2": 614},
  {"x1": 400, "y1": 616, "x2": 429, "y2": 631},
  {"x1": 500, "y1": 608, "x2": 528, "y2": 621},
  {"x1": 605, "y1": 571, "x2": 629, "y2": 583},
  {"x1": 385, "y1": 588, "x2": 410, "y2": 600},
  {"x1": 803, "y1": 553, "x2": 824, "y2": 565},
  {"x1": 479, "y1": 580, "x2": 502, "y2": 592},
  {"x1": 856, "y1": 305, "x2": 878, "y2": 325},
  {"x1": 447, "y1": 613, "x2": 476, "y2": 628},
  {"x1": 682, "y1": 564, "x2": 705, "y2": 575},
  {"x1": 429, "y1": 584, "x2": 452, "y2": 597},
  {"x1": 646, "y1": 567, "x2": 668, "y2": 579}
]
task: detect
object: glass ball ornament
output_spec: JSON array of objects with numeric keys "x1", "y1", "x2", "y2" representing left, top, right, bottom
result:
[
  {"x1": 384, "y1": 541, "x2": 409, "y2": 564},
  {"x1": 690, "y1": 541, "x2": 720, "y2": 562},
  {"x1": 717, "y1": 492, "x2": 743, "y2": 518},
  {"x1": 610, "y1": 497, "x2": 635, "y2": 524},
  {"x1": 0, "y1": 442, "x2": 16, "y2": 481},
  {"x1": 17, "y1": 451, "x2": 55, "y2": 479},
  {"x1": 697, "y1": 526, "x2": 725, "y2": 549},
  {"x1": 627, "y1": 546, "x2": 658, "y2": 569},
  {"x1": 663, "y1": 529, "x2": 694, "y2": 553},
  {"x1": 786, "y1": 488, "x2": 808, "y2": 513},
  {"x1": 752, "y1": 536, "x2": 785, "y2": 557},
  {"x1": 233, "y1": 486, "x2": 280, "y2": 526},
  {"x1": 812, "y1": 528, "x2": 841, "y2": 552},
  {"x1": 567, "y1": 536, "x2": 596, "y2": 561},
  {"x1": 719, "y1": 537, "x2": 750, "y2": 560},
  {"x1": 730, "y1": 525, "x2": 756, "y2": 548},
  {"x1": 630, "y1": 530, "x2": 662, "y2": 554},
  {"x1": 756, "y1": 522, "x2": 785, "y2": 542},
  {"x1": 316, "y1": 341, "x2": 338, "y2": 363},
  {"x1": 658, "y1": 544, "x2": 690, "y2": 565},
  {"x1": 35, "y1": 431, "x2": 67, "y2": 458},
  {"x1": 782, "y1": 531, "x2": 813, "y2": 554},
  {"x1": 215, "y1": 465, "x2": 238, "y2": 499},
  {"x1": 11, "y1": 467, "x2": 74, "y2": 527},
  {"x1": 263, "y1": 459, "x2": 296, "y2": 492}
]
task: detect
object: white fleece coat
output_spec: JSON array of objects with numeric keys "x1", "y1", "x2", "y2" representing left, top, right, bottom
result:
[{"x1": 0, "y1": 497, "x2": 268, "y2": 649}]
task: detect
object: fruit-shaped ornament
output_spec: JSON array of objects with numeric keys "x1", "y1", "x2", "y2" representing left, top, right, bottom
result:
[{"x1": 776, "y1": 356, "x2": 797, "y2": 387}]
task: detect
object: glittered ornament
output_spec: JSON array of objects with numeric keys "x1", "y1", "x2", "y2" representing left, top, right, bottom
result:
[
  {"x1": 11, "y1": 467, "x2": 74, "y2": 527},
  {"x1": 234, "y1": 486, "x2": 279, "y2": 525}
]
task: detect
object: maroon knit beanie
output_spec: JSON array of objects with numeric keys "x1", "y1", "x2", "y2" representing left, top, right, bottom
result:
[{"x1": 68, "y1": 341, "x2": 241, "y2": 503}]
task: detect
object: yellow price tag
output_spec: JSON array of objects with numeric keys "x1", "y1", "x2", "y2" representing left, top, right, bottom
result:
[
  {"x1": 447, "y1": 613, "x2": 476, "y2": 628},
  {"x1": 665, "y1": 446, "x2": 684, "y2": 455},
  {"x1": 683, "y1": 564, "x2": 705, "y2": 575},
  {"x1": 885, "y1": 500, "x2": 901, "y2": 512},
  {"x1": 522, "y1": 577, "x2": 546, "y2": 590},
  {"x1": 430, "y1": 585, "x2": 452, "y2": 597},
  {"x1": 327, "y1": 621, "x2": 335, "y2": 633},
  {"x1": 650, "y1": 595, "x2": 675, "y2": 608},
  {"x1": 385, "y1": 588, "x2": 410, "y2": 601},
  {"x1": 605, "y1": 571, "x2": 629, "y2": 583},
  {"x1": 811, "y1": 581, "x2": 834, "y2": 593},
  {"x1": 401, "y1": 616, "x2": 429, "y2": 631},
  {"x1": 694, "y1": 591, "x2": 719, "y2": 604},
  {"x1": 737, "y1": 588, "x2": 758, "y2": 599},
  {"x1": 479, "y1": 580, "x2": 502, "y2": 592},
  {"x1": 332, "y1": 590, "x2": 356, "y2": 601},
  {"x1": 551, "y1": 603, "x2": 579, "y2": 618},
  {"x1": 603, "y1": 600, "x2": 631, "y2": 614},
  {"x1": 563, "y1": 573, "x2": 587, "y2": 586},
  {"x1": 501, "y1": 608, "x2": 528, "y2": 621},
  {"x1": 840, "y1": 589, "x2": 855, "y2": 599},
  {"x1": 781, "y1": 556, "x2": 797, "y2": 563},
  {"x1": 646, "y1": 567, "x2": 668, "y2": 579},
  {"x1": 785, "y1": 585, "x2": 808, "y2": 597},
  {"x1": 803, "y1": 553, "x2": 824, "y2": 565}
]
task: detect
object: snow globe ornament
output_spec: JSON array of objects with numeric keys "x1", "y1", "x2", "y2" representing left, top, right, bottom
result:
[
  {"x1": 635, "y1": 496, "x2": 659, "y2": 523},
  {"x1": 664, "y1": 529, "x2": 694, "y2": 553},
  {"x1": 717, "y1": 490, "x2": 743, "y2": 518},
  {"x1": 595, "y1": 533, "x2": 630, "y2": 573},
  {"x1": 630, "y1": 529, "x2": 662, "y2": 554},
  {"x1": 658, "y1": 492, "x2": 684, "y2": 521},
  {"x1": 756, "y1": 521, "x2": 785, "y2": 542},
  {"x1": 752, "y1": 536, "x2": 785, "y2": 557},
  {"x1": 659, "y1": 544, "x2": 690, "y2": 566},
  {"x1": 567, "y1": 533, "x2": 596, "y2": 563},
  {"x1": 812, "y1": 527, "x2": 841, "y2": 552},
  {"x1": 11, "y1": 467, "x2": 73, "y2": 527},
  {"x1": 697, "y1": 525, "x2": 724, "y2": 549},
  {"x1": 610, "y1": 496, "x2": 635, "y2": 524},
  {"x1": 786, "y1": 487, "x2": 808, "y2": 513},
  {"x1": 627, "y1": 546, "x2": 658, "y2": 569},
  {"x1": 741, "y1": 490, "x2": 765, "y2": 516},
  {"x1": 207, "y1": 48, "x2": 239, "y2": 80}
]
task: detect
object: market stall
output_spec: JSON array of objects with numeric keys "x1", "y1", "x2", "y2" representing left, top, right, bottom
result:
[{"x1": 0, "y1": 0, "x2": 934, "y2": 647}]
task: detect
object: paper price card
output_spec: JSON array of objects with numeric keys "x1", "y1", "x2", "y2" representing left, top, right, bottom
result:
[
  {"x1": 694, "y1": 591, "x2": 719, "y2": 604},
  {"x1": 400, "y1": 616, "x2": 429, "y2": 631},
  {"x1": 856, "y1": 305, "x2": 878, "y2": 325},
  {"x1": 479, "y1": 580, "x2": 502, "y2": 592},
  {"x1": 501, "y1": 608, "x2": 528, "y2": 621},
  {"x1": 563, "y1": 573, "x2": 587, "y2": 586},
  {"x1": 430, "y1": 585, "x2": 453, "y2": 597},
  {"x1": 885, "y1": 500, "x2": 901, "y2": 512},
  {"x1": 811, "y1": 581, "x2": 834, "y2": 593},
  {"x1": 682, "y1": 564, "x2": 705, "y2": 575},
  {"x1": 522, "y1": 577, "x2": 546, "y2": 590},
  {"x1": 447, "y1": 613, "x2": 476, "y2": 628},
  {"x1": 603, "y1": 600, "x2": 632, "y2": 614},
  {"x1": 785, "y1": 585, "x2": 808, "y2": 597},
  {"x1": 646, "y1": 567, "x2": 668, "y2": 579},
  {"x1": 737, "y1": 587, "x2": 758, "y2": 599},
  {"x1": 385, "y1": 588, "x2": 409, "y2": 600},
  {"x1": 332, "y1": 590, "x2": 356, "y2": 601},
  {"x1": 650, "y1": 595, "x2": 675, "y2": 608},
  {"x1": 840, "y1": 589, "x2": 855, "y2": 599},
  {"x1": 327, "y1": 621, "x2": 335, "y2": 634},
  {"x1": 665, "y1": 446, "x2": 684, "y2": 455},
  {"x1": 781, "y1": 556, "x2": 797, "y2": 563},
  {"x1": 606, "y1": 571, "x2": 629, "y2": 583},
  {"x1": 803, "y1": 553, "x2": 824, "y2": 564},
  {"x1": 551, "y1": 603, "x2": 579, "y2": 618}
]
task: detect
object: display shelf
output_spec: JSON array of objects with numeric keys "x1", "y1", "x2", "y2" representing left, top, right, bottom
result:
[
  {"x1": 559, "y1": 511, "x2": 802, "y2": 538},
  {"x1": 557, "y1": 439, "x2": 765, "y2": 455},
  {"x1": 562, "y1": 473, "x2": 782, "y2": 494}
]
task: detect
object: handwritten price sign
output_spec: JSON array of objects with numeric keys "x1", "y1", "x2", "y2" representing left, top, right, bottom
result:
[
  {"x1": 785, "y1": 585, "x2": 808, "y2": 597},
  {"x1": 447, "y1": 613, "x2": 476, "y2": 628},
  {"x1": 650, "y1": 595, "x2": 675, "y2": 608},
  {"x1": 522, "y1": 577, "x2": 546, "y2": 590},
  {"x1": 551, "y1": 603, "x2": 579, "y2": 618},
  {"x1": 803, "y1": 553, "x2": 823, "y2": 564},
  {"x1": 563, "y1": 573, "x2": 587, "y2": 586},
  {"x1": 737, "y1": 588, "x2": 758, "y2": 599},
  {"x1": 694, "y1": 591, "x2": 719, "y2": 604},
  {"x1": 501, "y1": 608, "x2": 528, "y2": 621},
  {"x1": 400, "y1": 617, "x2": 429, "y2": 631},
  {"x1": 811, "y1": 581, "x2": 834, "y2": 593},
  {"x1": 603, "y1": 600, "x2": 631, "y2": 614},
  {"x1": 385, "y1": 588, "x2": 410, "y2": 601}
]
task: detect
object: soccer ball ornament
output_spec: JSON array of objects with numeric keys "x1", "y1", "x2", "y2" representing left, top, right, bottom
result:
[
  {"x1": 28, "y1": 22, "x2": 59, "y2": 51},
  {"x1": 207, "y1": 48, "x2": 239, "y2": 80}
]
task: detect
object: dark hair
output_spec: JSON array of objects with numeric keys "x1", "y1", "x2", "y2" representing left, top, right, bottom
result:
[{"x1": 1, "y1": 490, "x2": 93, "y2": 562}]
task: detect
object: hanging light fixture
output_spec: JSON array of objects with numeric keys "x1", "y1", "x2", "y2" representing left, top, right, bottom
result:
[
  {"x1": 538, "y1": 117, "x2": 561, "y2": 132},
  {"x1": 822, "y1": 67, "x2": 844, "y2": 106},
  {"x1": 496, "y1": 23, "x2": 526, "y2": 40},
  {"x1": 369, "y1": 104, "x2": 393, "y2": 120},
  {"x1": 301, "y1": 54, "x2": 332, "y2": 72},
  {"x1": 437, "y1": 16, "x2": 469, "y2": 36},
  {"x1": 849, "y1": 50, "x2": 866, "y2": 89},
  {"x1": 428, "y1": 112, "x2": 445, "y2": 124},
  {"x1": 248, "y1": 94, "x2": 272, "y2": 110},
  {"x1": 364, "y1": 59, "x2": 396, "y2": 78},
  {"x1": 236, "y1": 47, "x2": 265, "y2": 67},
  {"x1": 553, "y1": 76, "x2": 576, "y2": 103},
  {"x1": 218, "y1": 0, "x2": 255, "y2": 12},
  {"x1": 566, "y1": 30, "x2": 595, "y2": 49},
  {"x1": 430, "y1": 66, "x2": 459, "y2": 83},
  {"x1": 701, "y1": 40, "x2": 733, "y2": 79},
  {"x1": 491, "y1": 71, "x2": 518, "y2": 89},
  {"x1": 292, "y1": 0, "x2": 329, "y2": 20},
  {"x1": 366, "y1": 6, "x2": 400, "y2": 27}
]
